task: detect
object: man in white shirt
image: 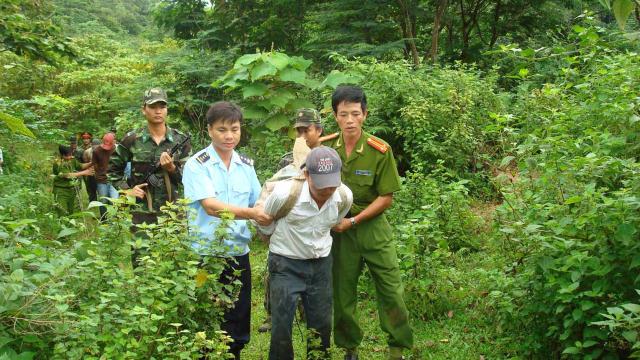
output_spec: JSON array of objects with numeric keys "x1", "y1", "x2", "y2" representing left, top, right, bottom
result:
[{"x1": 258, "y1": 146, "x2": 353, "y2": 360}]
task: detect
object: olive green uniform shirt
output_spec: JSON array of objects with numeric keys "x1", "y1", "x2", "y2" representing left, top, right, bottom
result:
[
  {"x1": 331, "y1": 131, "x2": 401, "y2": 214},
  {"x1": 52, "y1": 158, "x2": 82, "y2": 188}
]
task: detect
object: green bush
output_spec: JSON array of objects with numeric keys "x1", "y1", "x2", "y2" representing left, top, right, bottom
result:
[
  {"x1": 1, "y1": 196, "x2": 237, "y2": 359},
  {"x1": 389, "y1": 169, "x2": 486, "y2": 319},
  {"x1": 497, "y1": 155, "x2": 640, "y2": 358},
  {"x1": 334, "y1": 58, "x2": 508, "y2": 196}
]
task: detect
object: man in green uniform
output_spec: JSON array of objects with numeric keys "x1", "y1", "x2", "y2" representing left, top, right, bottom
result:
[
  {"x1": 108, "y1": 88, "x2": 191, "y2": 264},
  {"x1": 330, "y1": 85, "x2": 413, "y2": 360},
  {"x1": 53, "y1": 144, "x2": 94, "y2": 215}
]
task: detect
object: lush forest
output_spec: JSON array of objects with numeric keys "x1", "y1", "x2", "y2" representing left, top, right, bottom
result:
[{"x1": 1, "y1": 0, "x2": 640, "y2": 358}]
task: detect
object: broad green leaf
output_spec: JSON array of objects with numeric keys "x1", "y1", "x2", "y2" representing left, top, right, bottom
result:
[
  {"x1": 582, "y1": 340, "x2": 597, "y2": 348},
  {"x1": 13, "y1": 352, "x2": 35, "y2": 360},
  {"x1": 0, "y1": 112, "x2": 35, "y2": 138},
  {"x1": 265, "y1": 114, "x2": 290, "y2": 131},
  {"x1": 500, "y1": 156, "x2": 515, "y2": 168},
  {"x1": 607, "y1": 307, "x2": 624, "y2": 316},
  {"x1": 621, "y1": 303, "x2": 640, "y2": 313},
  {"x1": 615, "y1": 223, "x2": 635, "y2": 242},
  {"x1": 279, "y1": 68, "x2": 307, "y2": 85},
  {"x1": 562, "y1": 347, "x2": 581, "y2": 354},
  {"x1": 622, "y1": 330, "x2": 638, "y2": 342},
  {"x1": 87, "y1": 200, "x2": 103, "y2": 209},
  {"x1": 57, "y1": 227, "x2": 78, "y2": 239},
  {"x1": 304, "y1": 78, "x2": 322, "y2": 89},
  {"x1": 265, "y1": 52, "x2": 290, "y2": 70},
  {"x1": 564, "y1": 196, "x2": 582, "y2": 205},
  {"x1": 234, "y1": 53, "x2": 262, "y2": 67},
  {"x1": 572, "y1": 308, "x2": 583, "y2": 321},
  {"x1": 242, "y1": 83, "x2": 268, "y2": 98},
  {"x1": 612, "y1": 0, "x2": 635, "y2": 30},
  {"x1": 10, "y1": 269, "x2": 24, "y2": 282},
  {"x1": 243, "y1": 106, "x2": 269, "y2": 120},
  {"x1": 289, "y1": 56, "x2": 313, "y2": 71},
  {"x1": 268, "y1": 90, "x2": 295, "y2": 109},
  {"x1": 322, "y1": 70, "x2": 359, "y2": 89},
  {"x1": 0, "y1": 336, "x2": 13, "y2": 349},
  {"x1": 250, "y1": 62, "x2": 277, "y2": 81},
  {"x1": 285, "y1": 98, "x2": 315, "y2": 112}
]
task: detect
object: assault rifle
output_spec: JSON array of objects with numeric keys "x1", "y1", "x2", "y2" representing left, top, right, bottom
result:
[{"x1": 139, "y1": 134, "x2": 191, "y2": 209}]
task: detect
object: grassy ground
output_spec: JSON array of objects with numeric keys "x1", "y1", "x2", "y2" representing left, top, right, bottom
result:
[{"x1": 243, "y1": 241, "x2": 513, "y2": 360}]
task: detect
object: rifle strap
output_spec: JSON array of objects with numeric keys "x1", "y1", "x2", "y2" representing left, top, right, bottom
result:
[
  {"x1": 163, "y1": 169, "x2": 172, "y2": 202},
  {"x1": 146, "y1": 188, "x2": 153, "y2": 211}
]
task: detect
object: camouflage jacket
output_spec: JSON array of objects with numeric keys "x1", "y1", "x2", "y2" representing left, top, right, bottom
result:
[{"x1": 108, "y1": 125, "x2": 191, "y2": 214}]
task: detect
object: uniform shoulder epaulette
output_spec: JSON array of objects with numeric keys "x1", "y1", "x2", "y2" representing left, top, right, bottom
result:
[
  {"x1": 367, "y1": 136, "x2": 388, "y2": 154},
  {"x1": 239, "y1": 153, "x2": 254, "y2": 167},
  {"x1": 321, "y1": 132, "x2": 339, "y2": 143},
  {"x1": 196, "y1": 151, "x2": 210, "y2": 164}
]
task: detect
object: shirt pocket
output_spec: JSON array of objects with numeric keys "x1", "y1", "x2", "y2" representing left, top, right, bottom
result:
[
  {"x1": 349, "y1": 173, "x2": 375, "y2": 199},
  {"x1": 231, "y1": 181, "x2": 251, "y2": 205}
]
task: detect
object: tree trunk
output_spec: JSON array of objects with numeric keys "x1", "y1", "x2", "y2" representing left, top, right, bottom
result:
[
  {"x1": 397, "y1": 0, "x2": 421, "y2": 67},
  {"x1": 428, "y1": 0, "x2": 448, "y2": 63},
  {"x1": 489, "y1": 0, "x2": 501, "y2": 48}
]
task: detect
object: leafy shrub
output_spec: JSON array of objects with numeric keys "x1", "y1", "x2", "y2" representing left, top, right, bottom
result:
[
  {"x1": 389, "y1": 169, "x2": 487, "y2": 319},
  {"x1": 334, "y1": 57, "x2": 507, "y2": 196},
  {"x1": 1, "y1": 195, "x2": 237, "y2": 359},
  {"x1": 496, "y1": 155, "x2": 640, "y2": 358}
]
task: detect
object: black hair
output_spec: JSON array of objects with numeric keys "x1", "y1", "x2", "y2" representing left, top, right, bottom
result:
[
  {"x1": 331, "y1": 85, "x2": 367, "y2": 113},
  {"x1": 59, "y1": 144, "x2": 72, "y2": 157},
  {"x1": 206, "y1": 101, "x2": 243, "y2": 126}
]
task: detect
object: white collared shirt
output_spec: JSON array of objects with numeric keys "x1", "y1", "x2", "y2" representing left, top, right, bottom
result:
[{"x1": 259, "y1": 179, "x2": 353, "y2": 260}]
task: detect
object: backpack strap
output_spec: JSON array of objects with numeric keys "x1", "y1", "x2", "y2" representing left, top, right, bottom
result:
[{"x1": 273, "y1": 176, "x2": 305, "y2": 220}]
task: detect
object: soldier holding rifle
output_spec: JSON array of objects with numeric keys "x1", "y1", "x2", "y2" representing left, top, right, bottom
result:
[{"x1": 108, "y1": 88, "x2": 191, "y2": 264}]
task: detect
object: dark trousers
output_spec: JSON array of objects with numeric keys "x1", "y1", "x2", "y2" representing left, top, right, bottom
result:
[
  {"x1": 84, "y1": 176, "x2": 97, "y2": 202},
  {"x1": 220, "y1": 254, "x2": 252, "y2": 359},
  {"x1": 268, "y1": 253, "x2": 332, "y2": 360}
]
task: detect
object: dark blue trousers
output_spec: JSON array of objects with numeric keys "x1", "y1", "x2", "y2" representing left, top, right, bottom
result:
[
  {"x1": 268, "y1": 252, "x2": 332, "y2": 360},
  {"x1": 220, "y1": 254, "x2": 251, "y2": 359}
]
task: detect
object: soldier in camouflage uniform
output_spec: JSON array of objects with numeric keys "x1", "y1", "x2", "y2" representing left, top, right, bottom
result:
[
  {"x1": 108, "y1": 88, "x2": 191, "y2": 261},
  {"x1": 53, "y1": 144, "x2": 94, "y2": 216}
]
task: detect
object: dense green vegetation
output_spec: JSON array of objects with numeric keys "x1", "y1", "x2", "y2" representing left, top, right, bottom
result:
[{"x1": 2, "y1": 0, "x2": 640, "y2": 359}]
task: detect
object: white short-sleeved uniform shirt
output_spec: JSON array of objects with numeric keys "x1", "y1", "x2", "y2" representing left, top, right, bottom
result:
[{"x1": 182, "y1": 145, "x2": 261, "y2": 256}]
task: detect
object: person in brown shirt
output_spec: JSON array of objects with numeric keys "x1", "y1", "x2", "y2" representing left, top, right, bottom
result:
[{"x1": 92, "y1": 132, "x2": 118, "y2": 219}]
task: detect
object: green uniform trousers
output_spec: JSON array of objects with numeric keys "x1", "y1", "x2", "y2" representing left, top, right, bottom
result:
[
  {"x1": 53, "y1": 186, "x2": 78, "y2": 216},
  {"x1": 332, "y1": 214, "x2": 413, "y2": 350}
]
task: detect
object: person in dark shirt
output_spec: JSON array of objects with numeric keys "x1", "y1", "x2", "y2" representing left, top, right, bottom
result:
[{"x1": 93, "y1": 132, "x2": 118, "y2": 220}]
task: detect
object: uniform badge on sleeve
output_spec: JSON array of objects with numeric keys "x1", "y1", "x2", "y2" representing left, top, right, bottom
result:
[{"x1": 196, "y1": 152, "x2": 210, "y2": 164}]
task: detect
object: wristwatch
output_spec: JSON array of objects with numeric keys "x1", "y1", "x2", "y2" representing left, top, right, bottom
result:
[{"x1": 349, "y1": 217, "x2": 357, "y2": 227}]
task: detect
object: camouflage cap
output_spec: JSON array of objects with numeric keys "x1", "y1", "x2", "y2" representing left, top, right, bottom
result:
[
  {"x1": 293, "y1": 108, "x2": 322, "y2": 128},
  {"x1": 143, "y1": 88, "x2": 168, "y2": 105}
]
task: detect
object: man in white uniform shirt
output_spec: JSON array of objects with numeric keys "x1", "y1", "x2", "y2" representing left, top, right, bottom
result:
[{"x1": 258, "y1": 146, "x2": 353, "y2": 360}]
